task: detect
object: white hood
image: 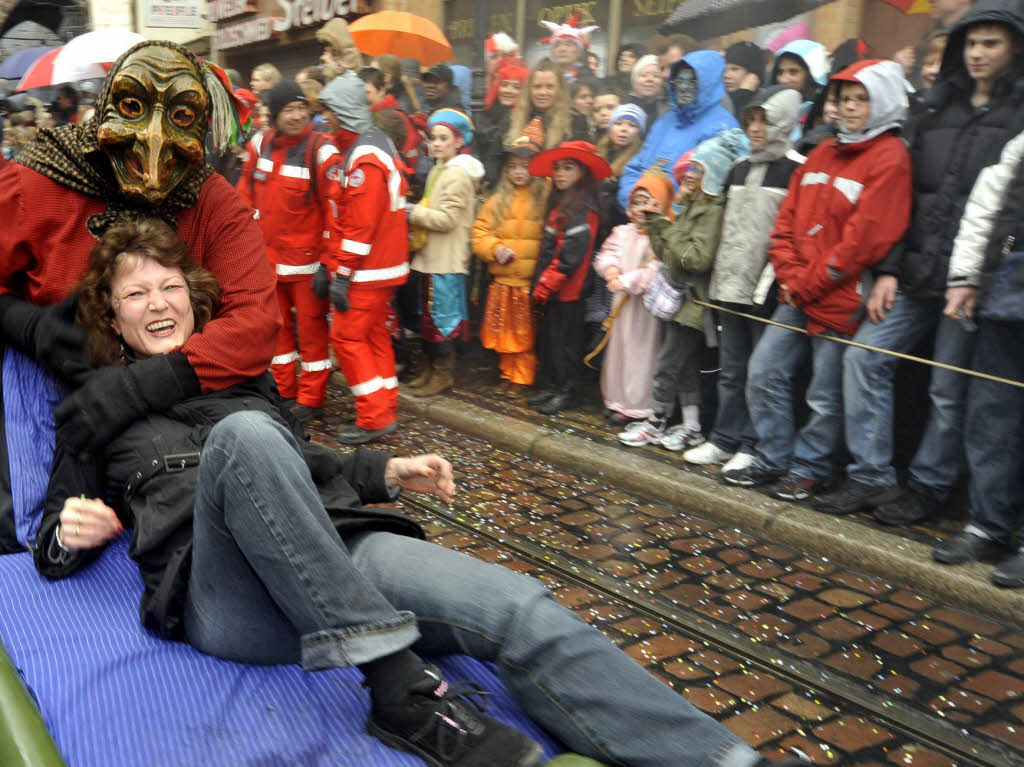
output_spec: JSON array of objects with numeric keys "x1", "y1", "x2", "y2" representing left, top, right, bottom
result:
[{"x1": 833, "y1": 59, "x2": 908, "y2": 145}]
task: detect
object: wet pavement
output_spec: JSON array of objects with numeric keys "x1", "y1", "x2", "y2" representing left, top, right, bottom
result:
[{"x1": 307, "y1": 379, "x2": 1024, "y2": 766}]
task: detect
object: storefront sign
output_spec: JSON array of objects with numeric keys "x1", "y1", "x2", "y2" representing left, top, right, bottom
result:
[
  {"x1": 215, "y1": 15, "x2": 274, "y2": 49},
  {"x1": 209, "y1": 0, "x2": 256, "y2": 22},
  {"x1": 272, "y1": 0, "x2": 360, "y2": 32},
  {"x1": 146, "y1": 0, "x2": 202, "y2": 28}
]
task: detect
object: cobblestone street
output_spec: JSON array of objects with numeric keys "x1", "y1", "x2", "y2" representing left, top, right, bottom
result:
[{"x1": 309, "y1": 369, "x2": 1024, "y2": 766}]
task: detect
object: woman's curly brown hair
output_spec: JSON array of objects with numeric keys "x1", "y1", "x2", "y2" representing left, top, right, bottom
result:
[{"x1": 77, "y1": 217, "x2": 220, "y2": 366}]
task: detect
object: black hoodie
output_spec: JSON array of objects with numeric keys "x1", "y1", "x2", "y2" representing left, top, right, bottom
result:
[{"x1": 876, "y1": 0, "x2": 1024, "y2": 298}]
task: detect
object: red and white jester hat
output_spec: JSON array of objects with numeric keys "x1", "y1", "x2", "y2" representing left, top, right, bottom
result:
[{"x1": 540, "y1": 10, "x2": 598, "y2": 51}]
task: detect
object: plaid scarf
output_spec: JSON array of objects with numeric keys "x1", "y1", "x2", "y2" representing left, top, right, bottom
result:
[{"x1": 15, "y1": 40, "x2": 215, "y2": 238}]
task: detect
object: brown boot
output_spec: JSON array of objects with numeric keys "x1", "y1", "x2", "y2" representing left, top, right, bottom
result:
[
  {"x1": 413, "y1": 354, "x2": 454, "y2": 397},
  {"x1": 406, "y1": 357, "x2": 433, "y2": 389}
]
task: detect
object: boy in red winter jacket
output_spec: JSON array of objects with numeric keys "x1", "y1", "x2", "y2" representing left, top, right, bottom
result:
[{"x1": 724, "y1": 59, "x2": 913, "y2": 502}]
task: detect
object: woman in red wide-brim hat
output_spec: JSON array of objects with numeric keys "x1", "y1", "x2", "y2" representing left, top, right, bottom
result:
[{"x1": 524, "y1": 141, "x2": 610, "y2": 415}]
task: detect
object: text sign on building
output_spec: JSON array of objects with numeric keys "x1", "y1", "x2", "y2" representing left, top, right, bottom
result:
[
  {"x1": 215, "y1": 16, "x2": 275, "y2": 49},
  {"x1": 146, "y1": 0, "x2": 202, "y2": 28},
  {"x1": 272, "y1": 0, "x2": 366, "y2": 32}
]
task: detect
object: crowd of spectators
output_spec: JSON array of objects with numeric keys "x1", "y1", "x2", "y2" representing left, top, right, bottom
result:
[{"x1": 3, "y1": 0, "x2": 1024, "y2": 589}]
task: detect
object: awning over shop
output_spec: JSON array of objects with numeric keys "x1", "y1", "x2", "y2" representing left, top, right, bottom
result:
[{"x1": 660, "y1": 0, "x2": 834, "y2": 38}]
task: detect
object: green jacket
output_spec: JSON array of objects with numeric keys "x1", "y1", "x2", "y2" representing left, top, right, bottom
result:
[{"x1": 646, "y1": 191, "x2": 725, "y2": 330}]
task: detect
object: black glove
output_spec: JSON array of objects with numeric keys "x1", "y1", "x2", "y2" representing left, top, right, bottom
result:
[
  {"x1": 312, "y1": 264, "x2": 330, "y2": 299},
  {"x1": 0, "y1": 294, "x2": 90, "y2": 385},
  {"x1": 55, "y1": 353, "x2": 201, "y2": 454},
  {"x1": 330, "y1": 274, "x2": 351, "y2": 313}
]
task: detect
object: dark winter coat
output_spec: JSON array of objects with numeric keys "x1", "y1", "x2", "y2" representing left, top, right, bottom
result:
[
  {"x1": 876, "y1": 0, "x2": 1024, "y2": 299},
  {"x1": 36, "y1": 374, "x2": 422, "y2": 640}
]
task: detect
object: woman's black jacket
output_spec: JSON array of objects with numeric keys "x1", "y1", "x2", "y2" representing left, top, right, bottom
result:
[{"x1": 35, "y1": 374, "x2": 423, "y2": 640}]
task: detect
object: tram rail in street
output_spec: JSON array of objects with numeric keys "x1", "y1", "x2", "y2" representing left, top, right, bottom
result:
[{"x1": 401, "y1": 493, "x2": 1019, "y2": 767}]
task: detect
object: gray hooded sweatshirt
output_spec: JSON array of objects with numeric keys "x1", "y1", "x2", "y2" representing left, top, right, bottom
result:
[{"x1": 710, "y1": 86, "x2": 805, "y2": 305}]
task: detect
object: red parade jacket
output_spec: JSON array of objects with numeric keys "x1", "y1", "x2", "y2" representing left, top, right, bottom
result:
[
  {"x1": 237, "y1": 123, "x2": 345, "y2": 282},
  {"x1": 770, "y1": 132, "x2": 912, "y2": 336},
  {"x1": 325, "y1": 129, "x2": 410, "y2": 289}
]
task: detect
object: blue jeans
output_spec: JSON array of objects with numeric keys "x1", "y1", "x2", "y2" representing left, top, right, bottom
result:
[
  {"x1": 964, "y1": 320, "x2": 1024, "y2": 545},
  {"x1": 184, "y1": 412, "x2": 759, "y2": 767},
  {"x1": 843, "y1": 293, "x2": 975, "y2": 496},
  {"x1": 747, "y1": 304, "x2": 848, "y2": 480},
  {"x1": 710, "y1": 305, "x2": 764, "y2": 452}
]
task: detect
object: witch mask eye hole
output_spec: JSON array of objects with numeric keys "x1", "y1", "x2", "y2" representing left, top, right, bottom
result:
[
  {"x1": 118, "y1": 97, "x2": 144, "y2": 119},
  {"x1": 171, "y1": 106, "x2": 196, "y2": 128}
]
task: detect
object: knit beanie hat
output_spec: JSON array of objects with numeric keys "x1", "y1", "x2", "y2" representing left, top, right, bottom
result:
[
  {"x1": 689, "y1": 128, "x2": 750, "y2": 196},
  {"x1": 318, "y1": 71, "x2": 372, "y2": 134},
  {"x1": 267, "y1": 80, "x2": 306, "y2": 121},
  {"x1": 630, "y1": 54, "x2": 661, "y2": 91},
  {"x1": 428, "y1": 108, "x2": 474, "y2": 146},
  {"x1": 725, "y1": 41, "x2": 766, "y2": 77},
  {"x1": 609, "y1": 103, "x2": 647, "y2": 135}
]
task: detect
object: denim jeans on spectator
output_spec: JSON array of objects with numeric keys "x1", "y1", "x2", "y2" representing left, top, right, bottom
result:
[
  {"x1": 963, "y1": 320, "x2": 1024, "y2": 545},
  {"x1": 843, "y1": 293, "x2": 975, "y2": 497},
  {"x1": 652, "y1": 322, "x2": 705, "y2": 417},
  {"x1": 710, "y1": 304, "x2": 765, "y2": 452},
  {"x1": 184, "y1": 412, "x2": 761, "y2": 767},
  {"x1": 747, "y1": 303, "x2": 848, "y2": 480}
]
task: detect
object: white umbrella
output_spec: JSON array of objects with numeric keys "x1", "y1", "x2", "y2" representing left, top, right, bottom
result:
[{"x1": 15, "y1": 29, "x2": 145, "y2": 92}]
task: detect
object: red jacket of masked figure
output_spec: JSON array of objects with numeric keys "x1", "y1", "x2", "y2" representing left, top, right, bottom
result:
[
  {"x1": 237, "y1": 122, "x2": 344, "y2": 281},
  {"x1": 770, "y1": 59, "x2": 912, "y2": 337},
  {"x1": 325, "y1": 127, "x2": 410, "y2": 288},
  {"x1": 370, "y1": 94, "x2": 419, "y2": 170}
]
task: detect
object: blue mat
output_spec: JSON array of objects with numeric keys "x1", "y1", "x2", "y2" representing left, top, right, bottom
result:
[
  {"x1": 0, "y1": 537, "x2": 562, "y2": 766},
  {"x1": 0, "y1": 349, "x2": 562, "y2": 765}
]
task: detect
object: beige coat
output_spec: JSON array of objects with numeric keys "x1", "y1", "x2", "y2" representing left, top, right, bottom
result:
[{"x1": 409, "y1": 154, "x2": 485, "y2": 275}]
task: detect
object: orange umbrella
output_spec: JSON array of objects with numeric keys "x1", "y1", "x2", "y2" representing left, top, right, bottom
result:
[{"x1": 349, "y1": 10, "x2": 454, "y2": 66}]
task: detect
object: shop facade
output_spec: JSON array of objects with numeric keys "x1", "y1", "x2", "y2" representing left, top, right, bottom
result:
[
  {"x1": 441, "y1": 0, "x2": 928, "y2": 75},
  {"x1": 210, "y1": 0, "x2": 375, "y2": 80}
]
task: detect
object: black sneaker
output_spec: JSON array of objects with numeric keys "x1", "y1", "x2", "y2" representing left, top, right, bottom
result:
[
  {"x1": 932, "y1": 531, "x2": 1008, "y2": 565},
  {"x1": 873, "y1": 486, "x2": 939, "y2": 526},
  {"x1": 536, "y1": 390, "x2": 578, "y2": 415},
  {"x1": 291, "y1": 403, "x2": 325, "y2": 423},
  {"x1": 525, "y1": 388, "x2": 556, "y2": 407},
  {"x1": 367, "y1": 666, "x2": 544, "y2": 767},
  {"x1": 336, "y1": 421, "x2": 399, "y2": 445},
  {"x1": 722, "y1": 462, "x2": 782, "y2": 487},
  {"x1": 813, "y1": 479, "x2": 901, "y2": 515},
  {"x1": 992, "y1": 551, "x2": 1024, "y2": 588},
  {"x1": 769, "y1": 472, "x2": 827, "y2": 502}
]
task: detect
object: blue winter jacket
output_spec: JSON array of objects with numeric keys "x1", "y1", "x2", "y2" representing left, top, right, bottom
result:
[{"x1": 618, "y1": 50, "x2": 738, "y2": 211}]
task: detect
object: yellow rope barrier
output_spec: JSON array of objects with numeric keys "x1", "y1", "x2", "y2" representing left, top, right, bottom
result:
[{"x1": 691, "y1": 299, "x2": 1024, "y2": 390}]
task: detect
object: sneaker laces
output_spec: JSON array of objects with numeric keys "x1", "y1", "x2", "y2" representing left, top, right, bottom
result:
[{"x1": 409, "y1": 674, "x2": 494, "y2": 762}]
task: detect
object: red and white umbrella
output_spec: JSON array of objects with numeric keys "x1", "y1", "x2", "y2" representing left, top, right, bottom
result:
[{"x1": 15, "y1": 29, "x2": 145, "y2": 92}]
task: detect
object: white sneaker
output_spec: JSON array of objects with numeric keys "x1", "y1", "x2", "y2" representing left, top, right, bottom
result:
[
  {"x1": 721, "y1": 451, "x2": 757, "y2": 474},
  {"x1": 617, "y1": 420, "x2": 653, "y2": 439},
  {"x1": 660, "y1": 424, "x2": 706, "y2": 452},
  {"x1": 683, "y1": 442, "x2": 733, "y2": 465},
  {"x1": 619, "y1": 419, "x2": 666, "y2": 446}
]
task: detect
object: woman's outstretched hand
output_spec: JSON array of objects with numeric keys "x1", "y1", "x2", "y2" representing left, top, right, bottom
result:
[
  {"x1": 58, "y1": 496, "x2": 122, "y2": 551},
  {"x1": 385, "y1": 455, "x2": 455, "y2": 504}
]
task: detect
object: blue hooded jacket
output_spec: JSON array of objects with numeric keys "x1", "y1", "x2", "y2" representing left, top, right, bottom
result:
[{"x1": 618, "y1": 50, "x2": 738, "y2": 211}]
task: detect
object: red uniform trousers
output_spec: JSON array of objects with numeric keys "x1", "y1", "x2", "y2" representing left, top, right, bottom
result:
[
  {"x1": 330, "y1": 286, "x2": 398, "y2": 430},
  {"x1": 272, "y1": 276, "x2": 331, "y2": 407}
]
